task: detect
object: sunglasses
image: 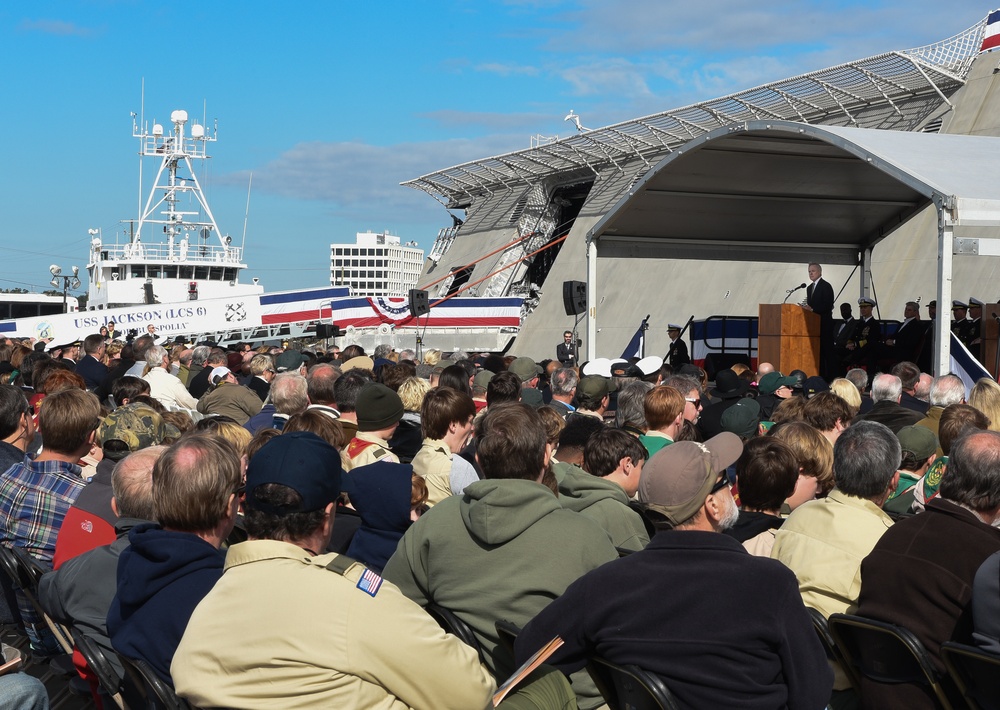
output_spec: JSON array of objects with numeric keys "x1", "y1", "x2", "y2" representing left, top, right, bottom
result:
[
  {"x1": 685, "y1": 397, "x2": 701, "y2": 408},
  {"x1": 709, "y1": 475, "x2": 730, "y2": 495}
]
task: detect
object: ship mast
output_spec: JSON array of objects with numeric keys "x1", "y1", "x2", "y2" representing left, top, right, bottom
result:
[{"x1": 131, "y1": 110, "x2": 232, "y2": 258}]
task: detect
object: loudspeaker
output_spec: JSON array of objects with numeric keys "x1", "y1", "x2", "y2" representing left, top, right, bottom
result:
[
  {"x1": 562, "y1": 281, "x2": 587, "y2": 316},
  {"x1": 316, "y1": 324, "x2": 342, "y2": 339},
  {"x1": 143, "y1": 282, "x2": 155, "y2": 305},
  {"x1": 408, "y1": 289, "x2": 430, "y2": 318}
]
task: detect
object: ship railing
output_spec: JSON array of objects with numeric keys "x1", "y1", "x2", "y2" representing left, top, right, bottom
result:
[{"x1": 94, "y1": 243, "x2": 244, "y2": 264}]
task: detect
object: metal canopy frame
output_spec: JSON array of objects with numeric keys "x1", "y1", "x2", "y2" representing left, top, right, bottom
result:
[
  {"x1": 583, "y1": 121, "x2": 1000, "y2": 375},
  {"x1": 402, "y1": 18, "x2": 986, "y2": 204}
]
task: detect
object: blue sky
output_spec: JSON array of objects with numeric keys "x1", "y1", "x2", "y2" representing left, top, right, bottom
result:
[{"x1": 1, "y1": 0, "x2": 990, "y2": 296}]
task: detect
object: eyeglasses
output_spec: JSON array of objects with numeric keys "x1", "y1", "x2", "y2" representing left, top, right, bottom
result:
[
  {"x1": 685, "y1": 397, "x2": 701, "y2": 408},
  {"x1": 709, "y1": 475, "x2": 730, "y2": 495}
]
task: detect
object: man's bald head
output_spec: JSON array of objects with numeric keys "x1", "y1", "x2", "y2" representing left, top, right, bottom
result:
[{"x1": 112, "y1": 445, "x2": 167, "y2": 520}]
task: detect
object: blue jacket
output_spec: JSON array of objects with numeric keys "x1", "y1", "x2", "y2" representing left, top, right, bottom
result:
[
  {"x1": 343, "y1": 462, "x2": 414, "y2": 573},
  {"x1": 107, "y1": 523, "x2": 224, "y2": 685}
]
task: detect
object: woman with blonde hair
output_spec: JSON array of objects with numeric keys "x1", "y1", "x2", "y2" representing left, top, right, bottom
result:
[
  {"x1": 969, "y1": 377, "x2": 1000, "y2": 432},
  {"x1": 422, "y1": 349, "x2": 442, "y2": 367},
  {"x1": 769, "y1": 421, "x2": 835, "y2": 511},
  {"x1": 829, "y1": 377, "x2": 862, "y2": 418}
]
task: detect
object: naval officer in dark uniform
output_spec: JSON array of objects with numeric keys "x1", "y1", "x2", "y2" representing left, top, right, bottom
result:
[{"x1": 666, "y1": 323, "x2": 690, "y2": 370}]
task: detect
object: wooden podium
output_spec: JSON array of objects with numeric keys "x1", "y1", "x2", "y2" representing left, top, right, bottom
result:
[{"x1": 758, "y1": 304, "x2": 820, "y2": 375}]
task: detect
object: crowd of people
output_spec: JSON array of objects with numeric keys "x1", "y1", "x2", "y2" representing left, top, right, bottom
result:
[{"x1": 0, "y1": 326, "x2": 998, "y2": 709}]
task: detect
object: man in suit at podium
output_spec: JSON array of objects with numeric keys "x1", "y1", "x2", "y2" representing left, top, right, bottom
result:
[{"x1": 802, "y1": 263, "x2": 835, "y2": 378}]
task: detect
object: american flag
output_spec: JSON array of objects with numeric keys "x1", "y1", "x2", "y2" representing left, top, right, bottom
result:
[{"x1": 357, "y1": 568, "x2": 383, "y2": 597}]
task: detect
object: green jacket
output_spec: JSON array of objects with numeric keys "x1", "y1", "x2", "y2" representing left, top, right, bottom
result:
[
  {"x1": 554, "y1": 462, "x2": 649, "y2": 552},
  {"x1": 383, "y1": 478, "x2": 617, "y2": 709}
]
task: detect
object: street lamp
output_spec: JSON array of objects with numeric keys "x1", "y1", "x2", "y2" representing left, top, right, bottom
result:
[{"x1": 49, "y1": 265, "x2": 81, "y2": 313}]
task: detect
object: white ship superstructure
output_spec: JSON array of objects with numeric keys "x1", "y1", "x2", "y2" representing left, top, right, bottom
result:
[{"x1": 86, "y1": 109, "x2": 263, "y2": 310}]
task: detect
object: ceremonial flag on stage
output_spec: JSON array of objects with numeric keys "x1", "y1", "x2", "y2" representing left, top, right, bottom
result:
[
  {"x1": 949, "y1": 332, "x2": 991, "y2": 394},
  {"x1": 982, "y1": 9, "x2": 1000, "y2": 52},
  {"x1": 621, "y1": 316, "x2": 649, "y2": 359}
]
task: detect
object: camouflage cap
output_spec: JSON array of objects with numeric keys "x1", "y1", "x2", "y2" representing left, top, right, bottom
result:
[{"x1": 97, "y1": 403, "x2": 174, "y2": 451}]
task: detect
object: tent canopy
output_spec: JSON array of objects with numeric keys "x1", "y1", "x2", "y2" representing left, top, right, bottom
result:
[
  {"x1": 584, "y1": 121, "x2": 1000, "y2": 372},
  {"x1": 587, "y1": 121, "x2": 1000, "y2": 265}
]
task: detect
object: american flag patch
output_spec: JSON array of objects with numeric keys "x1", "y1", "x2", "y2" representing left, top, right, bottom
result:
[{"x1": 357, "y1": 569, "x2": 383, "y2": 597}]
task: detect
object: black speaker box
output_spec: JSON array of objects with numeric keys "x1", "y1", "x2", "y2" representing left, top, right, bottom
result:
[
  {"x1": 408, "y1": 289, "x2": 430, "y2": 318},
  {"x1": 562, "y1": 281, "x2": 587, "y2": 316}
]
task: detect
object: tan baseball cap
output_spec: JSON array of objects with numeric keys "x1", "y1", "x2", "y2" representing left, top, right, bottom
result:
[{"x1": 638, "y1": 432, "x2": 743, "y2": 526}]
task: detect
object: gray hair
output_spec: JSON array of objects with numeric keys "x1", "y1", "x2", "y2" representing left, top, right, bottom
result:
[
  {"x1": 833, "y1": 421, "x2": 901, "y2": 500},
  {"x1": 373, "y1": 344, "x2": 394, "y2": 360},
  {"x1": 661, "y1": 375, "x2": 701, "y2": 398},
  {"x1": 616, "y1": 381, "x2": 654, "y2": 430},
  {"x1": 551, "y1": 368, "x2": 579, "y2": 397},
  {"x1": 870, "y1": 374, "x2": 902, "y2": 404},
  {"x1": 846, "y1": 368, "x2": 869, "y2": 393},
  {"x1": 271, "y1": 373, "x2": 309, "y2": 415},
  {"x1": 940, "y1": 430, "x2": 1000, "y2": 513},
  {"x1": 190, "y1": 345, "x2": 211, "y2": 367},
  {"x1": 145, "y1": 344, "x2": 168, "y2": 369},
  {"x1": 930, "y1": 374, "x2": 966, "y2": 407}
]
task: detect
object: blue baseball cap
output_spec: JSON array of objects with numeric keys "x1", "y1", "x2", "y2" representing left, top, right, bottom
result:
[{"x1": 246, "y1": 431, "x2": 343, "y2": 514}]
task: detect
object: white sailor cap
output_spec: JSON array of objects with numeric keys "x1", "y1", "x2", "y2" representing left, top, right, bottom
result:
[
  {"x1": 667, "y1": 323, "x2": 682, "y2": 331},
  {"x1": 858, "y1": 297, "x2": 876, "y2": 307},
  {"x1": 636, "y1": 355, "x2": 663, "y2": 376},
  {"x1": 969, "y1": 297, "x2": 984, "y2": 307},
  {"x1": 582, "y1": 358, "x2": 613, "y2": 378},
  {"x1": 952, "y1": 300, "x2": 968, "y2": 309}
]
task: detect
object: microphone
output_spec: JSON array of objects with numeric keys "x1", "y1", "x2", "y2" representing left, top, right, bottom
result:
[{"x1": 784, "y1": 283, "x2": 807, "y2": 303}]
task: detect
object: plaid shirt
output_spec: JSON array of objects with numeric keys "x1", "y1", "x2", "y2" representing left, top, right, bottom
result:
[
  {"x1": 0, "y1": 458, "x2": 85, "y2": 643},
  {"x1": 0, "y1": 458, "x2": 85, "y2": 563}
]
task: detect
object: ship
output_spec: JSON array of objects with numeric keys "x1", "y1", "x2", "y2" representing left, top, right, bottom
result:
[{"x1": 0, "y1": 107, "x2": 524, "y2": 352}]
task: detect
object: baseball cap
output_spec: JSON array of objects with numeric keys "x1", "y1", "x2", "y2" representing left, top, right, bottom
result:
[
  {"x1": 209, "y1": 366, "x2": 232, "y2": 385},
  {"x1": 275, "y1": 350, "x2": 305, "y2": 372},
  {"x1": 472, "y1": 369, "x2": 495, "y2": 390},
  {"x1": 246, "y1": 431, "x2": 343, "y2": 515},
  {"x1": 342, "y1": 355, "x2": 375, "y2": 373},
  {"x1": 577, "y1": 374, "x2": 615, "y2": 400},
  {"x1": 896, "y1": 425, "x2": 937, "y2": 460},
  {"x1": 802, "y1": 376, "x2": 829, "y2": 397},
  {"x1": 639, "y1": 433, "x2": 743, "y2": 526},
  {"x1": 757, "y1": 371, "x2": 798, "y2": 395},
  {"x1": 508, "y1": 357, "x2": 542, "y2": 382},
  {"x1": 97, "y1": 403, "x2": 174, "y2": 451}
]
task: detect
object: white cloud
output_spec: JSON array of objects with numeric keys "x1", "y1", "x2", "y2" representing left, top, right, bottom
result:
[{"x1": 219, "y1": 135, "x2": 528, "y2": 220}]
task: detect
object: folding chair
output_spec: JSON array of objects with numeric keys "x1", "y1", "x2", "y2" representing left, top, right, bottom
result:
[
  {"x1": 70, "y1": 629, "x2": 125, "y2": 709},
  {"x1": 9, "y1": 546, "x2": 74, "y2": 655},
  {"x1": 118, "y1": 654, "x2": 191, "y2": 710},
  {"x1": 806, "y1": 607, "x2": 861, "y2": 691},
  {"x1": 424, "y1": 602, "x2": 486, "y2": 665},
  {"x1": 940, "y1": 641, "x2": 1000, "y2": 710},
  {"x1": 827, "y1": 613, "x2": 954, "y2": 710},
  {"x1": 587, "y1": 655, "x2": 681, "y2": 710},
  {"x1": 495, "y1": 619, "x2": 521, "y2": 657}
]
